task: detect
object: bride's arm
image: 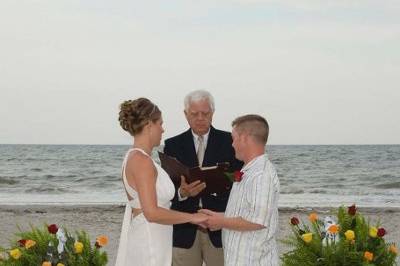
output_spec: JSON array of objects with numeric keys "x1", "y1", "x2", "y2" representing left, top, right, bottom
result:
[{"x1": 126, "y1": 153, "x2": 206, "y2": 225}]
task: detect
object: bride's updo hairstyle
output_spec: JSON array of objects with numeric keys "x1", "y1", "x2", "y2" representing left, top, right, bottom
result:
[{"x1": 119, "y1": 98, "x2": 161, "y2": 136}]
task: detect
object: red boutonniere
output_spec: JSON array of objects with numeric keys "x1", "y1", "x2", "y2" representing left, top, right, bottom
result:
[
  {"x1": 224, "y1": 170, "x2": 244, "y2": 182},
  {"x1": 233, "y1": 171, "x2": 244, "y2": 182}
]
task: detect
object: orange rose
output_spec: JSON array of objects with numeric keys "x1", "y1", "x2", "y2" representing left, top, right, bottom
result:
[
  {"x1": 364, "y1": 251, "x2": 373, "y2": 262},
  {"x1": 328, "y1": 224, "x2": 339, "y2": 234},
  {"x1": 95, "y1": 235, "x2": 108, "y2": 248},
  {"x1": 42, "y1": 262, "x2": 52, "y2": 266},
  {"x1": 308, "y1": 213, "x2": 318, "y2": 223},
  {"x1": 25, "y1": 240, "x2": 36, "y2": 249},
  {"x1": 389, "y1": 244, "x2": 398, "y2": 254}
]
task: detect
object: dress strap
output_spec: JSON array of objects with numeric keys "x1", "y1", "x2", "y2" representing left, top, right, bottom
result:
[
  {"x1": 122, "y1": 148, "x2": 150, "y2": 169},
  {"x1": 130, "y1": 147, "x2": 150, "y2": 157},
  {"x1": 122, "y1": 148, "x2": 154, "y2": 200}
]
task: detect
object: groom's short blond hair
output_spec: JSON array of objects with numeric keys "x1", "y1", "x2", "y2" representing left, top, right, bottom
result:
[{"x1": 232, "y1": 114, "x2": 269, "y2": 145}]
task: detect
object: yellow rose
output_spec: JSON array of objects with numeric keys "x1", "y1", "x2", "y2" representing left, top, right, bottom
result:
[
  {"x1": 74, "y1": 241, "x2": 84, "y2": 254},
  {"x1": 301, "y1": 233, "x2": 313, "y2": 243},
  {"x1": 364, "y1": 251, "x2": 373, "y2": 261},
  {"x1": 25, "y1": 239, "x2": 36, "y2": 249},
  {"x1": 344, "y1": 230, "x2": 355, "y2": 241},
  {"x1": 57, "y1": 263, "x2": 65, "y2": 266},
  {"x1": 389, "y1": 244, "x2": 398, "y2": 254},
  {"x1": 369, "y1": 227, "x2": 378, "y2": 238},
  {"x1": 42, "y1": 262, "x2": 52, "y2": 266},
  {"x1": 308, "y1": 213, "x2": 318, "y2": 223},
  {"x1": 9, "y1": 248, "x2": 21, "y2": 260}
]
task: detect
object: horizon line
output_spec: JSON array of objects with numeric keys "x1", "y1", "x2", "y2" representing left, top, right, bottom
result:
[{"x1": 1, "y1": 143, "x2": 399, "y2": 146}]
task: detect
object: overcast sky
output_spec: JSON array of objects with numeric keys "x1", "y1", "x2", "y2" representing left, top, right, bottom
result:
[{"x1": 1, "y1": 0, "x2": 399, "y2": 145}]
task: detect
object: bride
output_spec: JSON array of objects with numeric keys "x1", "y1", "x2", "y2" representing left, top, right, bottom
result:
[{"x1": 115, "y1": 98, "x2": 207, "y2": 266}]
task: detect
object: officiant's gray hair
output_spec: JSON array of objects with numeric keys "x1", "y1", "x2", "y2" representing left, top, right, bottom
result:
[{"x1": 184, "y1": 90, "x2": 215, "y2": 112}]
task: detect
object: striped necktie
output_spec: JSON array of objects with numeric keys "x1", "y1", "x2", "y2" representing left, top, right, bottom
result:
[{"x1": 197, "y1": 135, "x2": 205, "y2": 167}]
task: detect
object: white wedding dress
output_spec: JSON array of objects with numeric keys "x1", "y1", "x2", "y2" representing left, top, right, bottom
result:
[{"x1": 115, "y1": 148, "x2": 175, "y2": 266}]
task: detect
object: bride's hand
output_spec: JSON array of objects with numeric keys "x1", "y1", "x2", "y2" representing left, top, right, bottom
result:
[{"x1": 190, "y1": 212, "x2": 208, "y2": 225}]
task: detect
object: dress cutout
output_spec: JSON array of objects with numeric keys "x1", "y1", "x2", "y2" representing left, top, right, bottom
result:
[{"x1": 115, "y1": 148, "x2": 175, "y2": 266}]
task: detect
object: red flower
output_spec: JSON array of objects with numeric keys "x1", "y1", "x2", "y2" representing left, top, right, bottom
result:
[
  {"x1": 348, "y1": 204, "x2": 357, "y2": 216},
  {"x1": 377, "y1": 227, "x2": 386, "y2": 237},
  {"x1": 233, "y1": 171, "x2": 244, "y2": 182},
  {"x1": 290, "y1": 217, "x2": 299, "y2": 225},
  {"x1": 47, "y1": 224, "x2": 58, "y2": 234},
  {"x1": 17, "y1": 239, "x2": 27, "y2": 247}
]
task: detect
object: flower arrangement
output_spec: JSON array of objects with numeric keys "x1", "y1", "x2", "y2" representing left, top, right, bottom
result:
[
  {"x1": 0, "y1": 224, "x2": 108, "y2": 266},
  {"x1": 282, "y1": 205, "x2": 398, "y2": 266}
]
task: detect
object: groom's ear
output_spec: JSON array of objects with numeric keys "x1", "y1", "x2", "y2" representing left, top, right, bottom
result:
[{"x1": 242, "y1": 132, "x2": 252, "y2": 144}]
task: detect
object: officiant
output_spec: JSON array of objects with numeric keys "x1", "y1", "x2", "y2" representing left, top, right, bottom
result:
[{"x1": 164, "y1": 90, "x2": 243, "y2": 266}]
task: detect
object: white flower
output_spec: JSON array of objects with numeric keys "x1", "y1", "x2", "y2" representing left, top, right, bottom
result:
[{"x1": 56, "y1": 229, "x2": 67, "y2": 254}]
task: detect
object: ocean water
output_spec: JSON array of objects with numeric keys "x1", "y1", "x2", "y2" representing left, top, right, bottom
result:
[{"x1": 0, "y1": 144, "x2": 399, "y2": 207}]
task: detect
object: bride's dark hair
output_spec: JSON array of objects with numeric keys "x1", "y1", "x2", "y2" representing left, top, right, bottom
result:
[{"x1": 119, "y1": 98, "x2": 161, "y2": 136}]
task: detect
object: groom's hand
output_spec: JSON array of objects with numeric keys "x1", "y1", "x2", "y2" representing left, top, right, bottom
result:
[
  {"x1": 199, "y1": 209, "x2": 224, "y2": 231},
  {"x1": 179, "y1": 176, "x2": 206, "y2": 198}
]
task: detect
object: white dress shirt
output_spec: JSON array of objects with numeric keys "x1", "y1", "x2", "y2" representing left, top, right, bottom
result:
[{"x1": 222, "y1": 154, "x2": 280, "y2": 266}]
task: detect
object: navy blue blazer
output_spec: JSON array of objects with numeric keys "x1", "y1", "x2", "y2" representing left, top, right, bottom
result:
[{"x1": 164, "y1": 126, "x2": 243, "y2": 248}]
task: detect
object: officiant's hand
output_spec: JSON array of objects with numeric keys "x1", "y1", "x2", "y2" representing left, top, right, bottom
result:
[
  {"x1": 179, "y1": 176, "x2": 206, "y2": 198},
  {"x1": 198, "y1": 209, "x2": 224, "y2": 231}
]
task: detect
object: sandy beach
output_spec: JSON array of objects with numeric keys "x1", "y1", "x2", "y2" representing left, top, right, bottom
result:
[{"x1": 0, "y1": 205, "x2": 398, "y2": 265}]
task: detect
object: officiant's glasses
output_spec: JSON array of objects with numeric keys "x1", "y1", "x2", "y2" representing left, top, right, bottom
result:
[{"x1": 189, "y1": 111, "x2": 212, "y2": 119}]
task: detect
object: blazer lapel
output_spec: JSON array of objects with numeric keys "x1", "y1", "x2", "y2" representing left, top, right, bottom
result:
[{"x1": 203, "y1": 126, "x2": 219, "y2": 166}]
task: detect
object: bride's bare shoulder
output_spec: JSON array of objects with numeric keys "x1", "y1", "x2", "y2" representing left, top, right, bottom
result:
[{"x1": 126, "y1": 151, "x2": 154, "y2": 176}]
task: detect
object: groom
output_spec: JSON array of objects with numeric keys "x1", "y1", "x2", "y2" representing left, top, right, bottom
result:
[
  {"x1": 164, "y1": 90, "x2": 242, "y2": 266},
  {"x1": 200, "y1": 114, "x2": 280, "y2": 266}
]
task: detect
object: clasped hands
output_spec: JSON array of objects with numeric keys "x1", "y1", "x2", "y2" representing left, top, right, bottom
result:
[
  {"x1": 179, "y1": 176, "x2": 224, "y2": 231},
  {"x1": 195, "y1": 209, "x2": 224, "y2": 231}
]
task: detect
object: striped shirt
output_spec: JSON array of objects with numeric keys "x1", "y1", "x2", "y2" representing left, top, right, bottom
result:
[{"x1": 222, "y1": 154, "x2": 280, "y2": 266}]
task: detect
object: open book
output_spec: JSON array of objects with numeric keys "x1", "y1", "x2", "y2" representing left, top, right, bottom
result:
[{"x1": 158, "y1": 152, "x2": 232, "y2": 195}]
